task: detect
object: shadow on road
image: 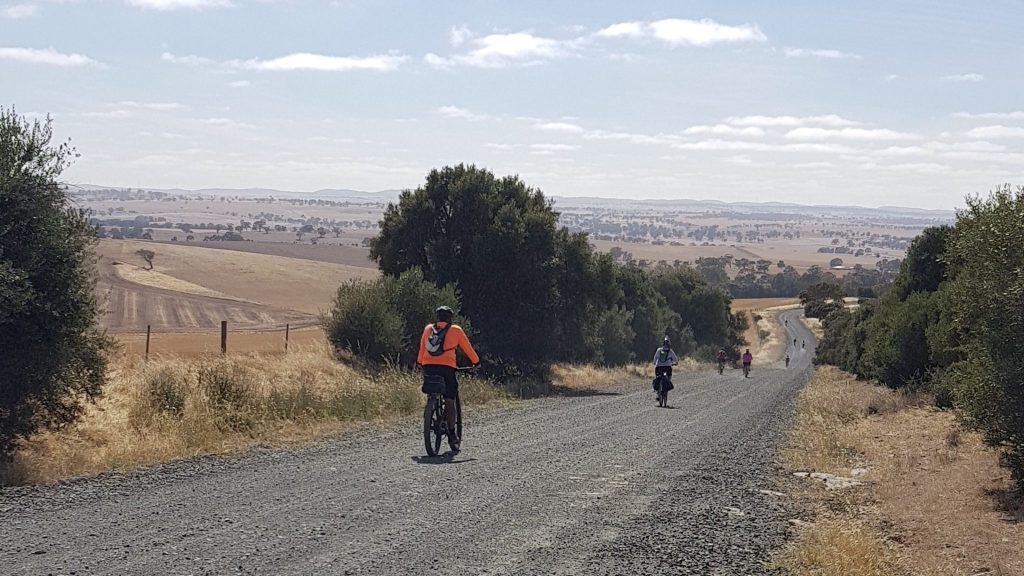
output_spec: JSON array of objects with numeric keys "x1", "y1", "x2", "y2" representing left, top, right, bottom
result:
[{"x1": 411, "y1": 454, "x2": 478, "y2": 465}]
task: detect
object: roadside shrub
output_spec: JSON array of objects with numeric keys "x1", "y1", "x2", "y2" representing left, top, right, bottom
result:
[
  {"x1": 144, "y1": 367, "x2": 187, "y2": 417},
  {"x1": 322, "y1": 268, "x2": 466, "y2": 367}
]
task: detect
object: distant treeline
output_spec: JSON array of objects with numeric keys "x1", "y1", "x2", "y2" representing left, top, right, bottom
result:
[{"x1": 815, "y1": 185, "x2": 1024, "y2": 490}]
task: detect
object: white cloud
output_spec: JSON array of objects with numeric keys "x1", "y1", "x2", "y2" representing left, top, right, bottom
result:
[
  {"x1": 941, "y1": 73, "x2": 984, "y2": 82},
  {"x1": 725, "y1": 114, "x2": 860, "y2": 128},
  {"x1": 1, "y1": 3, "x2": 38, "y2": 18},
  {"x1": 784, "y1": 127, "x2": 920, "y2": 141},
  {"x1": 227, "y1": 79, "x2": 251, "y2": 88},
  {"x1": 233, "y1": 53, "x2": 407, "y2": 72},
  {"x1": 683, "y1": 124, "x2": 764, "y2": 137},
  {"x1": 163, "y1": 51, "x2": 406, "y2": 72},
  {"x1": 583, "y1": 130, "x2": 681, "y2": 145},
  {"x1": 449, "y1": 25, "x2": 473, "y2": 47},
  {"x1": 533, "y1": 121, "x2": 584, "y2": 133},
  {"x1": 126, "y1": 0, "x2": 233, "y2": 10},
  {"x1": 595, "y1": 22, "x2": 645, "y2": 38},
  {"x1": 82, "y1": 109, "x2": 134, "y2": 118},
  {"x1": 965, "y1": 125, "x2": 1024, "y2": 139},
  {"x1": 202, "y1": 117, "x2": 256, "y2": 129},
  {"x1": 484, "y1": 143, "x2": 518, "y2": 150},
  {"x1": 0, "y1": 46, "x2": 100, "y2": 67},
  {"x1": 425, "y1": 32, "x2": 572, "y2": 69},
  {"x1": 597, "y1": 18, "x2": 766, "y2": 47},
  {"x1": 531, "y1": 143, "x2": 580, "y2": 154},
  {"x1": 436, "y1": 105, "x2": 489, "y2": 121},
  {"x1": 119, "y1": 101, "x2": 189, "y2": 111},
  {"x1": 783, "y1": 47, "x2": 861, "y2": 60},
  {"x1": 885, "y1": 74, "x2": 899, "y2": 81},
  {"x1": 952, "y1": 111, "x2": 1024, "y2": 120},
  {"x1": 648, "y1": 18, "x2": 766, "y2": 46},
  {"x1": 161, "y1": 52, "x2": 215, "y2": 66},
  {"x1": 886, "y1": 162, "x2": 953, "y2": 174}
]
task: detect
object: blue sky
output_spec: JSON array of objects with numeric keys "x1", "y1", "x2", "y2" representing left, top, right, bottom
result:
[{"x1": 3, "y1": 0, "x2": 1023, "y2": 208}]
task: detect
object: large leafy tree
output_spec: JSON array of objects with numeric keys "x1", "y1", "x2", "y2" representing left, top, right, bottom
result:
[
  {"x1": 942, "y1": 185, "x2": 1024, "y2": 489},
  {"x1": 0, "y1": 108, "x2": 108, "y2": 457},
  {"x1": 371, "y1": 165, "x2": 574, "y2": 373}
]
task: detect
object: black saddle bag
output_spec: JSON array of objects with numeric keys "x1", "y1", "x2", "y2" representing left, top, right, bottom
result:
[{"x1": 422, "y1": 374, "x2": 446, "y2": 394}]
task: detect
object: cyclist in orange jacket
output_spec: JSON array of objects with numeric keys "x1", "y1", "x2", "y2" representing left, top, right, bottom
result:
[{"x1": 418, "y1": 306, "x2": 479, "y2": 451}]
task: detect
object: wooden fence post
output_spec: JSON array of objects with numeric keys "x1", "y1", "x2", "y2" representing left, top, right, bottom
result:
[
  {"x1": 145, "y1": 325, "x2": 151, "y2": 361},
  {"x1": 221, "y1": 321, "x2": 227, "y2": 354},
  {"x1": 285, "y1": 323, "x2": 290, "y2": 353}
]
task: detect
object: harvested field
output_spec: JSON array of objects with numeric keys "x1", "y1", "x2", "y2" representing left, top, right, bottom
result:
[{"x1": 94, "y1": 239, "x2": 377, "y2": 333}]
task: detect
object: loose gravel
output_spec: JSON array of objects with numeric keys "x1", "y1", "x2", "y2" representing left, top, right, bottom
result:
[{"x1": 1, "y1": 310, "x2": 814, "y2": 575}]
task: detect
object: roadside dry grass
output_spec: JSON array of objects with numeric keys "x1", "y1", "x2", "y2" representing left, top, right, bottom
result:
[
  {"x1": 2, "y1": 343, "x2": 509, "y2": 485},
  {"x1": 774, "y1": 366, "x2": 1024, "y2": 576},
  {"x1": 2, "y1": 348, "x2": 651, "y2": 486}
]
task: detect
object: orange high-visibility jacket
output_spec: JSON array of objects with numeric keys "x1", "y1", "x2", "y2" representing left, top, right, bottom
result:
[{"x1": 417, "y1": 323, "x2": 480, "y2": 368}]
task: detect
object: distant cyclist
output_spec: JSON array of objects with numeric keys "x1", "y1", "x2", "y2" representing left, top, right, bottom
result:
[
  {"x1": 785, "y1": 353, "x2": 791, "y2": 368},
  {"x1": 653, "y1": 337, "x2": 679, "y2": 397},
  {"x1": 741, "y1": 349, "x2": 753, "y2": 378},
  {"x1": 716, "y1": 348, "x2": 728, "y2": 373},
  {"x1": 418, "y1": 306, "x2": 479, "y2": 452}
]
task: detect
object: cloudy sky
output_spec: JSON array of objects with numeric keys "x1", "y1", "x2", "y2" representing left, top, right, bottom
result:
[{"x1": 3, "y1": 0, "x2": 1023, "y2": 208}]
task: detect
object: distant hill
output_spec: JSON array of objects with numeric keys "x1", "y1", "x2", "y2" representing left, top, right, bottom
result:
[{"x1": 69, "y1": 183, "x2": 954, "y2": 221}]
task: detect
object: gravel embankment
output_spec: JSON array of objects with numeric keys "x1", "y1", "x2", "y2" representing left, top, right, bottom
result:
[{"x1": 1, "y1": 310, "x2": 815, "y2": 575}]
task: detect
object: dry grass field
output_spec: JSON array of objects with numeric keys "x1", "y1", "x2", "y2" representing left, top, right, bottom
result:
[
  {"x1": 94, "y1": 239, "x2": 378, "y2": 335},
  {"x1": 775, "y1": 367, "x2": 1024, "y2": 576}
]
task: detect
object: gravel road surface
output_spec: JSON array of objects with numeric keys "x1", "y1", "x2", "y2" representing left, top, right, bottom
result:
[{"x1": 1, "y1": 310, "x2": 815, "y2": 575}]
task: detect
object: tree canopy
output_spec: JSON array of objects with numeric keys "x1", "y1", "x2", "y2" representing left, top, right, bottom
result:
[{"x1": 0, "y1": 108, "x2": 108, "y2": 457}]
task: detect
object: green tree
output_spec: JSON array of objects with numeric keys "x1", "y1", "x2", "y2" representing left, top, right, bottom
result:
[
  {"x1": 0, "y1": 109, "x2": 108, "y2": 458},
  {"x1": 370, "y1": 165, "x2": 569, "y2": 374},
  {"x1": 941, "y1": 185, "x2": 1024, "y2": 490}
]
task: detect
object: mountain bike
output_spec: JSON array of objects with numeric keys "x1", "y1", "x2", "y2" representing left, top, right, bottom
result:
[
  {"x1": 717, "y1": 360, "x2": 725, "y2": 375},
  {"x1": 654, "y1": 375, "x2": 672, "y2": 408},
  {"x1": 653, "y1": 364, "x2": 676, "y2": 408},
  {"x1": 422, "y1": 367, "x2": 472, "y2": 457},
  {"x1": 742, "y1": 363, "x2": 751, "y2": 378}
]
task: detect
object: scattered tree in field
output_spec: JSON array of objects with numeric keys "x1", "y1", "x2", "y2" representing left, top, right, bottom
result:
[
  {"x1": 136, "y1": 249, "x2": 155, "y2": 270},
  {"x1": 829, "y1": 257, "x2": 844, "y2": 268},
  {"x1": 0, "y1": 108, "x2": 108, "y2": 461}
]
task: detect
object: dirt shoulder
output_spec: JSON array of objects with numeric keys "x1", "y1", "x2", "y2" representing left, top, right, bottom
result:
[{"x1": 775, "y1": 366, "x2": 1024, "y2": 576}]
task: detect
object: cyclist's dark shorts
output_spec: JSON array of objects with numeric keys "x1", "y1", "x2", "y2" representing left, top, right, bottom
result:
[
  {"x1": 655, "y1": 366, "x2": 673, "y2": 379},
  {"x1": 423, "y1": 364, "x2": 458, "y2": 399}
]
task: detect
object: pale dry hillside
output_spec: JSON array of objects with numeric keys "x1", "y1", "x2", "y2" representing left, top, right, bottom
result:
[{"x1": 97, "y1": 239, "x2": 378, "y2": 315}]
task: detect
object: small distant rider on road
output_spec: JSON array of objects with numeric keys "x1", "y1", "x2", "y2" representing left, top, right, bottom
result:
[
  {"x1": 418, "y1": 306, "x2": 479, "y2": 452},
  {"x1": 742, "y1": 349, "x2": 753, "y2": 377},
  {"x1": 716, "y1": 348, "x2": 729, "y2": 372},
  {"x1": 653, "y1": 337, "x2": 679, "y2": 395}
]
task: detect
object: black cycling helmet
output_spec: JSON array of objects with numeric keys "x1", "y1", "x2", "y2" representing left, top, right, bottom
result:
[
  {"x1": 662, "y1": 336, "x2": 671, "y2": 347},
  {"x1": 435, "y1": 305, "x2": 454, "y2": 323}
]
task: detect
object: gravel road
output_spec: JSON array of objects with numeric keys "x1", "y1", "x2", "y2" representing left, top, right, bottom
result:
[{"x1": 1, "y1": 310, "x2": 815, "y2": 576}]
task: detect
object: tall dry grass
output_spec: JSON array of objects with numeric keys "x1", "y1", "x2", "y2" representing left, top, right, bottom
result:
[
  {"x1": 783, "y1": 366, "x2": 920, "y2": 474},
  {"x1": 774, "y1": 366, "x2": 914, "y2": 576},
  {"x1": 3, "y1": 343, "x2": 509, "y2": 485}
]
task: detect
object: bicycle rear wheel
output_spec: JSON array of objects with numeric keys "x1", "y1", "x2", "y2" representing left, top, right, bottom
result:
[
  {"x1": 423, "y1": 395, "x2": 443, "y2": 456},
  {"x1": 455, "y1": 394, "x2": 463, "y2": 442}
]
